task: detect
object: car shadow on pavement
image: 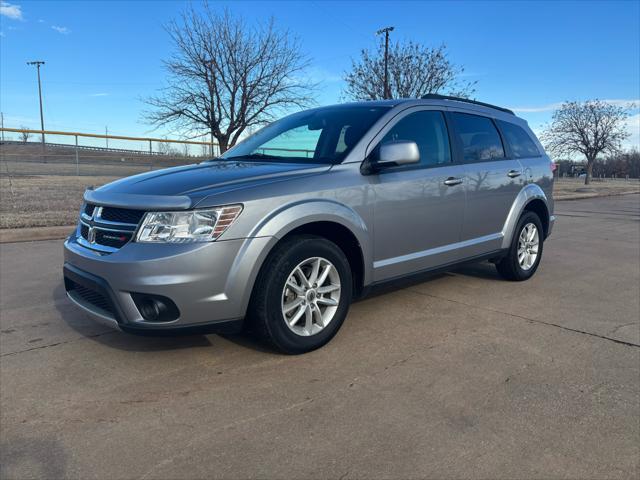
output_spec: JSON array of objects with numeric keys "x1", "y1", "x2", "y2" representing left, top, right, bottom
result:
[
  {"x1": 450, "y1": 261, "x2": 504, "y2": 280},
  {"x1": 52, "y1": 282, "x2": 278, "y2": 354},
  {"x1": 361, "y1": 261, "x2": 502, "y2": 301},
  {"x1": 52, "y1": 262, "x2": 501, "y2": 354},
  {"x1": 53, "y1": 282, "x2": 216, "y2": 352}
]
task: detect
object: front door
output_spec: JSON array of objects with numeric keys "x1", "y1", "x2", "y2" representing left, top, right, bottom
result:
[{"x1": 369, "y1": 108, "x2": 466, "y2": 282}]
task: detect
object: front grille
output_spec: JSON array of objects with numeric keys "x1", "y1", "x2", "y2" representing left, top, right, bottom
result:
[
  {"x1": 95, "y1": 230, "x2": 133, "y2": 248},
  {"x1": 67, "y1": 279, "x2": 114, "y2": 316},
  {"x1": 78, "y1": 203, "x2": 144, "y2": 253},
  {"x1": 84, "y1": 204, "x2": 96, "y2": 216},
  {"x1": 100, "y1": 207, "x2": 145, "y2": 225}
]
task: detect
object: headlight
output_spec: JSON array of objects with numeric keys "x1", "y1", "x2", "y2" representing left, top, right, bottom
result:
[{"x1": 136, "y1": 204, "x2": 243, "y2": 243}]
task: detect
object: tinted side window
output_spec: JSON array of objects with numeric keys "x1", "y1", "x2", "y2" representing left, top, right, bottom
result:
[
  {"x1": 498, "y1": 120, "x2": 540, "y2": 158},
  {"x1": 381, "y1": 111, "x2": 451, "y2": 167},
  {"x1": 450, "y1": 112, "x2": 505, "y2": 163}
]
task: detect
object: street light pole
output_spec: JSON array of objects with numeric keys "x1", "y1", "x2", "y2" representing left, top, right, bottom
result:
[
  {"x1": 376, "y1": 26, "x2": 394, "y2": 99},
  {"x1": 27, "y1": 61, "x2": 46, "y2": 146}
]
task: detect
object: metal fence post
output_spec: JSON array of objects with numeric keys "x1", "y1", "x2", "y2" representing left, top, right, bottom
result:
[{"x1": 75, "y1": 135, "x2": 79, "y2": 176}]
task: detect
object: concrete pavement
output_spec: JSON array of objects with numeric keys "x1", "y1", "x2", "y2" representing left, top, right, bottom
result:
[{"x1": 1, "y1": 195, "x2": 639, "y2": 479}]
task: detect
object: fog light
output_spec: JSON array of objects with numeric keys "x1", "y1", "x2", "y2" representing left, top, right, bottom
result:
[{"x1": 131, "y1": 293, "x2": 180, "y2": 322}]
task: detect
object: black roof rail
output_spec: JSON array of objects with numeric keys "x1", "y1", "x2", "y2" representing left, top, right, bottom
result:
[{"x1": 420, "y1": 94, "x2": 515, "y2": 115}]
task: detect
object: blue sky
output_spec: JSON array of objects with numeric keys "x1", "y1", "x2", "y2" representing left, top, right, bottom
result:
[{"x1": 1, "y1": 0, "x2": 639, "y2": 148}]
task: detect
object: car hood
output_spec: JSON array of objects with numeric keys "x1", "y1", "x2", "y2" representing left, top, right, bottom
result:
[{"x1": 90, "y1": 160, "x2": 331, "y2": 208}]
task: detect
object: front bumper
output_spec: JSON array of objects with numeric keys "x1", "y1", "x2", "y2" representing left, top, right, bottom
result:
[{"x1": 63, "y1": 232, "x2": 274, "y2": 333}]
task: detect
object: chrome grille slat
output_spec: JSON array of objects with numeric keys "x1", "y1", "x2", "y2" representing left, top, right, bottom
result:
[{"x1": 78, "y1": 203, "x2": 145, "y2": 253}]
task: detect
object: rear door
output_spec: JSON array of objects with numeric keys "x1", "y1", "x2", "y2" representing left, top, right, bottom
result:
[
  {"x1": 448, "y1": 111, "x2": 524, "y2": 254},
  {"x1": 368, "y1": 108, "x2": 467, "y2": 282},
  {"x1": 496, "y1": 118, "x2": 550, "y2": 196}
]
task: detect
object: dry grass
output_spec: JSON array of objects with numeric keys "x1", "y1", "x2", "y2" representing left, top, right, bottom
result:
[
  {"x1": 1, "y1": 171, "x2": 639, "y2": 230},
  {"x1": 554, "y1": 178, "x2": 640, "y2": 200},
  {"x1": 1, "y1": 175, "x2": 118, "y2": 228}
]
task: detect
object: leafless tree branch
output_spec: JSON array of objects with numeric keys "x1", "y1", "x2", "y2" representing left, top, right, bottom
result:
[
  {"x1": 19, "y1": 126, "x2": 31, "y2": 143},
  {"x1": 541, "y1": 100, "x2": 633, "y2": 184},
  {"x1": 343, "y1": 41, "x2": 476, "y2": 101},
  {"x1": 143, "y1": 4, "x2": 315, "y2": 153}
]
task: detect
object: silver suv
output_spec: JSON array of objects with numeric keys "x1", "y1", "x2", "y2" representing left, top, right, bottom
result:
[{"x1": 64, "y1": 95, "x2": 555, "y2": 353}]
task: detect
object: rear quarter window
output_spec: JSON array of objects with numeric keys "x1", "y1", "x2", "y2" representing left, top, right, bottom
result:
[{"x1": 497, "y1": 120, "x2": 541, "y2": 158}]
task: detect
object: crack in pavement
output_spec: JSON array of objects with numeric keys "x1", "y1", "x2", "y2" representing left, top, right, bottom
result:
[
  {"x1": 555, "y1": 213, "x2": 640, "y2": 222},
  {"x1": 551, "y1": 235, "x2": 640, "y2": 244},
  {"x1": 0, "y1": 330, "x2": 118, "y2": 357},
  {"x1": 136, "y1": 345, "x2": 443, "y2": 479},
  {"x1": 404, "y1": 288, "x2": 640, "y2": 348},
  {"x1": 607, "y1": 322, "x2": 639, "y2": 336}
]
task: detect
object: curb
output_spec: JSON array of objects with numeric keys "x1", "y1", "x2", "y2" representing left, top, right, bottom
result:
[
  {"x1": 0, "y1": 226, "x2": 75, "y2": 244},
  {"x1": 555, "y1": 190, "x2": 639, "y2": 202}
]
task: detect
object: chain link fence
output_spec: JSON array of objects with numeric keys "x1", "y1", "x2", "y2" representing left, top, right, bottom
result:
[{"x1": 0, "y1": 128, "x2": 218, "y2": 229}]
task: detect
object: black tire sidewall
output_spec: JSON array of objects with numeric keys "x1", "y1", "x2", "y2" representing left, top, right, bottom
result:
[
  {"x1": 260, "y1": 237, "x2": 352, "y2": 354},
  {"x1": 508, "y1": 211, "x2": 544, "y2": 280}
]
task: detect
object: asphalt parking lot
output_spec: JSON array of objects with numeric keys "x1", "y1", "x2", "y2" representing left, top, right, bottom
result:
[{"x1": 1, "y1": 195, "x2": 639, "y2": 479}]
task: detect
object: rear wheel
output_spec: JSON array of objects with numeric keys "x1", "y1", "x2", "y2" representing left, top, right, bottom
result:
[
  {"x1": 496, "y1": 211, "x2": 544, "y2": 281},
  {"x1": 247, "y1": 235, "x2": 352, "y2": 354}
]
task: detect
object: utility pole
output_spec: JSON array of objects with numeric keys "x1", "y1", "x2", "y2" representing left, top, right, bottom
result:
[
  {"x1": 376, "y1": 26, "x2": 394, "y2": 99},
  {"x1": 27, "y1": 60, "x2": 46, "y2": 145}
]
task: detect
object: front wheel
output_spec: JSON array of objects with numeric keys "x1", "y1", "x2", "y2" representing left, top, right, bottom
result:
[
  {"x1": 247, "y1": 235, "x2": 352, "y2": 354},
  {"x1": 496, "y1": 211, "x2": 544, "y2": 281}
]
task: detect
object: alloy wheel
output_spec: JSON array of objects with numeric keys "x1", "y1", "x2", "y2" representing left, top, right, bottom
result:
[
  {"x1": 518, "y1": 223, "x2": 539, "y2": 271},
  {"x1": 281, "y1": 257, "x2": 341, "y2": 336}
]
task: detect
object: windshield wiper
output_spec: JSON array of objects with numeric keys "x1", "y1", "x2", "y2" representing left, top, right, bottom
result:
[{"x1": 225, "y1": 153, "x2": 283, "y2": 161}]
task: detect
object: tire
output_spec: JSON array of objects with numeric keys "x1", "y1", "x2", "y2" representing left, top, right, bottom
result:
[
  {"x1": 496, "y1": 211, "x2": 544, "y2": 281},
  {"x1": 247, "y1": 235, "x2": 353, "y2": 354}
]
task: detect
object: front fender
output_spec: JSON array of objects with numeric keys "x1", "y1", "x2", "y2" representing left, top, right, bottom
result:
[
  {"x1": 501, "y1": 184, "x2": 551, "y2": 249},
  {"x1": 251, "y1": 199, "x2": 368, "y2": 238},
  {"x1": 251, "y1": 199, "x2": 371, "y2": 278},
  {"x1": 227, "y1": 199, "x2": 373, "y2": 315}
]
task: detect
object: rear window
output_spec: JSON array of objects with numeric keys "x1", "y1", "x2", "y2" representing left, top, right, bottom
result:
[
  {"x1": 497, "y1": 120, "x2": 540, "y2": 158},
  {"x1": 450, "y1": 112, "x2": 505, "y2": 163}
]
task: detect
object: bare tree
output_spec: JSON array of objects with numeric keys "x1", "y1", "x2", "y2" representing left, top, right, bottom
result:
[
  {"x1": 541, "y1": 100, "x2": 632, "y2": 184},
  {"x1": 344, "y1": 41, "x2": 475, "y2": 101},
  {"x1": 144, "y1": 5, "x2": 314, "y2": 153},
  {"x1": 19, "y1": 127, "x2": 31, "y2": 143}
]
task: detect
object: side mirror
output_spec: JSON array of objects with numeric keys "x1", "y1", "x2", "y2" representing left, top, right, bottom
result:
[{"x1": 364, "y1": 141, "x2": 420, "y2": 174}]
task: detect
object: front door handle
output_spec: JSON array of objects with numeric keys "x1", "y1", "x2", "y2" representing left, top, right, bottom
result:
[
  {"x1": 443, "y1": 177, "x2": 463, "y2": 186},
  {"x1": 507, "y1": 170, "x2": 522, "y2": 178}
]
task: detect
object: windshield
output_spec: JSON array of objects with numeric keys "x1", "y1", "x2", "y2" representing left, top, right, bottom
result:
[{"x1": 221, "y1": 106, "x2": 390, "y2": 164}]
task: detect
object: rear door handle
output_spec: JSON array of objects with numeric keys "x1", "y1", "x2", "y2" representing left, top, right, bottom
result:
[
  {"x1": 443, "y1": 177, "x2": 463, "y2": 186},
  {"x1": 507, "y1": 170, "x2": 522, "y2": 178}
]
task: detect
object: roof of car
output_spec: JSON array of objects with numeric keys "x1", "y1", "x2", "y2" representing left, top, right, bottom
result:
[{"x1": 335, "y1": 96, "x2": 519, "y2": 119}]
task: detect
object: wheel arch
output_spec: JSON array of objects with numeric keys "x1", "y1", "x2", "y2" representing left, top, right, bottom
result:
[
  {"x1": 522, "y1": 198, "x2": 550, "y2": 238},
  {"x1": 501, "y1": 184, "x2": 551, "y2": 249},
  {"x1": 230, "y1": 200, "x2": 372, "y2": 316},
  {"x1": 279, "y1": 221, "x2": 366, "y2": 298}
]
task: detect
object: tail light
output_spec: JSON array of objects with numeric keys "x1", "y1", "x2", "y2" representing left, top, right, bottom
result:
[{"x1": 550, "y1": 161, "x2": 557, "y2": 173}]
